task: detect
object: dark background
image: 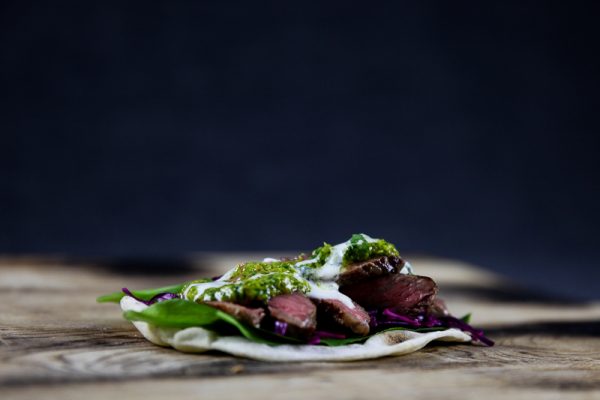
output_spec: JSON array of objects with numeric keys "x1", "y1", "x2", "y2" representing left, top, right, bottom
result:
[{"x1": 2, "y1": 2, "x2": 599, "y2": 299}]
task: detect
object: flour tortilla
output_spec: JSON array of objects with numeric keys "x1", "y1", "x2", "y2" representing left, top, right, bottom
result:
[{"x1": 121, "y1": 296, "x2": 471, "y2": 362}]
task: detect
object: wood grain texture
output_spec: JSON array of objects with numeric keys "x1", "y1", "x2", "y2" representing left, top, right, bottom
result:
[{"x1": 1, "y1": 254, "x2": 599, "y2": 399}]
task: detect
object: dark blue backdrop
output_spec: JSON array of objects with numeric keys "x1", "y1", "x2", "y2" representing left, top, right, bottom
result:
[{"x1": 2, "y1": 2, "x2": 599, "y2": 299}]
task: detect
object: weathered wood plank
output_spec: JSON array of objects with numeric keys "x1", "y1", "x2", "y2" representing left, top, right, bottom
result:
[
  {"x1": 1, "y1": 321, "x2": 598, "y2": 386},
  {"x1": 1, "y1": 255, "x2": 599, "y2": 399},
  {"x1": 3, "y1": 364, "x2": 599, "y2": 400}
]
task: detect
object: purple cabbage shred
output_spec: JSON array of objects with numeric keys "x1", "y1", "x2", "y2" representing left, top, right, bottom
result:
[
  {"x1": 442, "y1": 315, "x2": 495, "y2": 347},
  {"x1": 273, "y1": 321, "x2": 288, "y2": 336},
  {"x1": 314, "y1": 331, "x2": 346, "y2": 339},
  {"x1": 369, "y1": 308, "x2": 494, "y2": 346},
  {"x1": 122, "y1": 288, "x2": 179, "y2": 305},
  {"x1": 308, "y1": 336, "x2": 321, "y2": 345}
]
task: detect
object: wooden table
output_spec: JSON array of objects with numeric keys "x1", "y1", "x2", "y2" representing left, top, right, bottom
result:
[{"x1": 1, "y1": 254, "x2": 599, "y2": 400}]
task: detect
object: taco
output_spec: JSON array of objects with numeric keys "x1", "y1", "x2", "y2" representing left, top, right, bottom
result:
[{"x1": 98, "y1": 234, "x2": 493, "y2": 361}]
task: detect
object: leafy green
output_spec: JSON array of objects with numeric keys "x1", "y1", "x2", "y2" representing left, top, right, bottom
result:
[
  {"x1": 123, "y1": 299, "x2": 281, "y2": 345},
  {"x1": 319, "y1": 335, "x2": 370, "y2": 346},
  {"x1": 213, "y1": 311, "x2": 279, "y2": 344},
  {"x1": 123, "y1": 299, "x2": 220, "y2": 328},
  {"x1": 460, "y1": 313, "x2": 472, "y2": 324},
  {"x1": 96, "y1": 283, "x2": 187, "y2": 303}
]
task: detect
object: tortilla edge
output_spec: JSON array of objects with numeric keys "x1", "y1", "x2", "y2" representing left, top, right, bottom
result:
[{"x1": 120, "y1": 296, "x2": 472, "y2": 361}]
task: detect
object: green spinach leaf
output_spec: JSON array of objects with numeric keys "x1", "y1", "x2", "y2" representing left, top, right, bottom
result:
[
  {"x1": 123, "y1": 299, "x2": 221, "y2": 328},
  {"x1": 123, "y1": 299, "x2": 282, "y2": 345},
  {"x1": 96, "y1": 283, "x2": 186, "y2": 303}
]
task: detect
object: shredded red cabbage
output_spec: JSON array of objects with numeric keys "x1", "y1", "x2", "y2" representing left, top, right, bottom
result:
[
  {"x1": 269, "y1": 308, "x2": 493, "y2": 346},
  {"x1": 274, "y1": 321, "x2": 288, "y2": 336},
  {"x1": 381, "y1": 309, "x2": 421, "y2": 326},
  {"x1": 441, "y1": 315, "x2": 495, "y2": 347},
  {"x1": 122, "y1": 288, "x2": 179, "y2": 305},
  {"x1": 315, "y1": 331, "x2": 346, "y2": 339},
  {"x1": 370, "y1": 308, "x2": 494, "y2": 346}
]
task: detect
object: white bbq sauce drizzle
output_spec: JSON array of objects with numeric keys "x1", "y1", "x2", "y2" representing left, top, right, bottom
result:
[
  {"x1": 183, "y1": 234, "x2": 407, "y2": 309},
  {"x1": 182, "y1": 268, "x2": 236, "y2": 302}
]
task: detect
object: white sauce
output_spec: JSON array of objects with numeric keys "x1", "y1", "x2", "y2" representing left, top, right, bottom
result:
[
  {"x1": 361, "y1": 233, "x2": 379, "y2": 243},
  {"x1": 311, "y1": 238, "x2": 352, "y2": 281},
  {"x1": 183, "y1": 280, "x2": 228, "y2": 302},
  {"x1": 308, "y1": 233, "x2": 386, "y2": 281},
  {"x1": 183, "y1": 268, "x2": 236, "y2": 302},
  {"x1": 400, "y1": 260, "x2": 413, "y2": 274},
  {"x1": 306, "y1": 280, "x2": 355, "y2": 309},
  {"x1": 294, "y1": 256, "x2": 319, "y2": 267}
]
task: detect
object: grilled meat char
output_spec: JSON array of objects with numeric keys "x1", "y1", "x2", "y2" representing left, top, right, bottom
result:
[
  {"x1": 206, "y1": 301, "x2": 265, "y2": 328},
  {"x1": 337, "y1": 255, "x2": 405, "y2": 286},
  {"x1": 340, "y1": 273, "x2": 438, "y2": 315},
  {"x1": 337, "y1": 255, "x2": 439, "y2": 316},
  {"x1": 313, "y1": 298, "x2": 371, "y2": 336},
  {"x1": 267, "y1": 292, "x2": 317, "y2": 338}
]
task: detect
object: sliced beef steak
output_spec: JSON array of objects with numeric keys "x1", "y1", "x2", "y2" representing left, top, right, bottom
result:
[
  {"x1": 337, "y1": 255, "x2": 405, "y2": 286},
  {"x1": 340, "y1": 274, "x2": 438, "y2": 315},
  {"x1": 205, "y1": 301, "x2": 265, "y2": 328},
  {"x1": 268, "y1": 292, "x2": 317, "y2": 338},
  {"x1": 313, "y1": 299, "x2": 371, "y2": 336}
]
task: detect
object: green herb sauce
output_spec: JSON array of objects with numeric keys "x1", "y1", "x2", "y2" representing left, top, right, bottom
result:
[
  {"x1": 185, "y1": 270, "x2": 310, "y2": 303},
  {"x1": 342, "y1": 234, "x2": 399, "y2": 266},
  {"x1": 183, "y1": 233, "x2": 400, "y2": 304}
]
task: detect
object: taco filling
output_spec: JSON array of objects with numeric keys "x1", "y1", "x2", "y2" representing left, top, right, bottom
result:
[{"x1": 98, "y1": 234, "x2": 493, "y2": 348}]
